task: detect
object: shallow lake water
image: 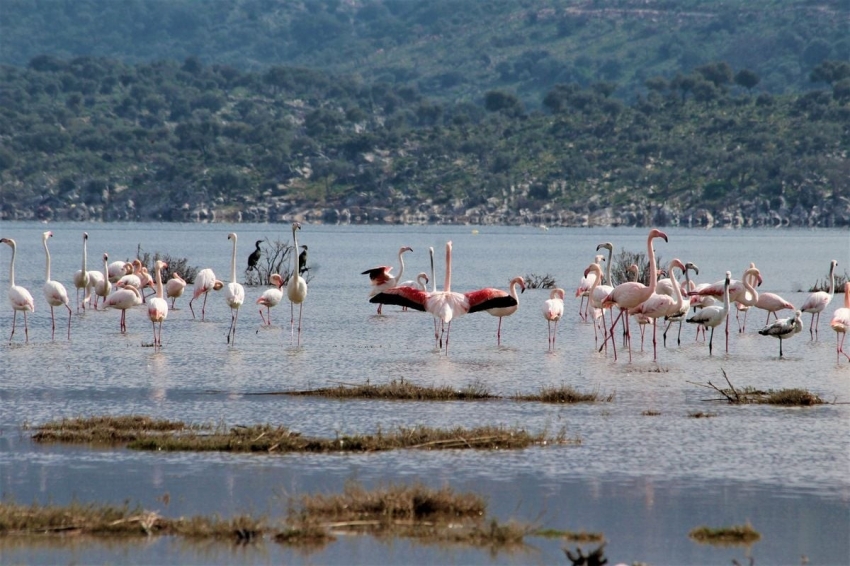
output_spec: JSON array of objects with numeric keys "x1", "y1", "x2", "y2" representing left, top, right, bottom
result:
[{"x1": 1, "y1": 222, "x2": 848, "y2": 565}]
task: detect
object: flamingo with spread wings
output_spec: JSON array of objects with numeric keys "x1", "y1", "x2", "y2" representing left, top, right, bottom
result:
[{"x1": 362, "y1": 246, "x2": 413, "y2": 314}]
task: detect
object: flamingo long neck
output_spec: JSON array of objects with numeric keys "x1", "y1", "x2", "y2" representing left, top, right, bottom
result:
[
  {"x1": 588, "y1": 266, "x2": 601, "y2": 295},
  {"x1": 7, "y1": 242, "x2": 16, "y2": 287},
  {"x1": 429, "y1": 247, "x2": 436, "y2": 292},
  {"x1": 444, "y1": 242, "x2": 452, "y2": 293},
  {"x1": 230, "y1": 235, "x2": 238, "y2": 283},
  {"x1": 155, "y1": 264, "x2": 164, "y2": 299},
  {"x1": 509, "y1": 278, "x2": 521, "y2": 300},
  {"x1": 417, "y1": 274, "x2": 428, "y2": 290},
  {"x1": 742, "y1": 268, "x2": 759, "y2": 305},
  {"x1": 81, "y1": 234, "x2": 87, "y2": 273},
  {"x1": 722, "y1": 278, "x2": 731, "y2": 313},
  {"x1": 605, "y1": 247, "x2": 612, "y2": 284},
  {"x1": 43, "y1": 236, "x2": 52, "y2": 282},
  {"x1": 646, "y1": 235, "x2": 658, "y2": 295},
  {"x1": 670, "y1": 262, "x2": 683, "y2": 311},
  {"x1": 828, "y1": 262, "x2": 836, "y2": 297},
  {"x1": 843, "y1": 283, "x2": 850, "y2": 308},
  {"x1": 396, "y1": 249, "x2": 406, "y2": 283},
  {"x1": 103, "y1": 256, "x2": 109, "y2": 284},
  {"x1": 291, "y1": 227, "x2": 301, "y2": 283}
]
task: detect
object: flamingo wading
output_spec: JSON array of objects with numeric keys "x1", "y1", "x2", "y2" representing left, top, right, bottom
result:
[
  {"x1": 1, "y1": 238, "x2": 35, "y2": 344},
  {"x1": 225, "y1": 233, "x2": 246, "y2": 345},
  {"x1": 287, "y1": 223, "x2": 308, "y2": 346},
  {"x1": 362, "y1": 246, "x2": 413, "y2": 314},
  {"x1": 41, "y1": 231, "x2": 72, "y2": 340}
]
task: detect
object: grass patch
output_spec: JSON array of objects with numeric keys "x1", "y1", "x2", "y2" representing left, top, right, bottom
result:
[
  {"x1": 513, "y1": 385, "x2": 614, "y2": 404},
  {"x1": 641, "y1": 410, "x2": 661, "y2": 416},
  {"x1": 533, "y1": 528, "x2": 604, "y2": 542},
  {"x1": 689, "y1": 523, "x2": 761, "y2": 545},
  {"x1": 31, "y1": 417, "x2": 576, "y2": 453},
  {"x1": 688, "y1": 412, "x2": 717, "y2": 418},
  {"x1": 1, "y1": 482, "x2": 583, "y2": 550},
  {"x1": 690, "y1": 370, "x2": 826, "y2": 406},
  {"x1": 281, "y1": 379, "x2": 496, "y2": 401}
]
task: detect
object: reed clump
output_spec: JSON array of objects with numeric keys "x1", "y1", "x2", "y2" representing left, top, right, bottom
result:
[
  {"x1": 283, "y1": 379, "x2": 495, "y2": 401},
  {"x1": 688, "y1": 523, "x2": 761, "y2": 544},
  {"x1": 514, "y1": 385, "x2": 614, "y2": 404},
  {"x1": 692, "y1": 370, "x2": 826, "y2": 406},
  {"x1": 29, "y1": 415, "x2": 204, "y2": 444}
]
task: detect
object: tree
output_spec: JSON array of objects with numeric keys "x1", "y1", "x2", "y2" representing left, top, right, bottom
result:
[
  {"x1": 484, "y1": 90, "x2": 524, "y2": 117},
  {"x1": 734, "y1": 69, "x2": 760, "y2": 92}
]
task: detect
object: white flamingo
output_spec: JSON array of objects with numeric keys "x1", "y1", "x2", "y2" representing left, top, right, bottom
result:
[
  {"x1": 661, "y1": 262, "x2": 699, "y2": 346},
  {"x1": 686, "y1": 271, "x2": 731, "y2": 356},
  {"x1": 800, "y1": 259, "x2": 838, "y2": 339},
  {"x1": 148, "y1": 260, "x2": 168, "y2": 349},
  {"x1": 166, "y1": 272, "x2": 187, "y2": 309},
  {"x1": 41, "y1": 231, "x2": 72, "y2": 340},
  {"x1": 94, "y1": 253, "x2": 112, "y2": 309},
  {"x1": 1, "y1": 237, "x2": 35, "y2": 344},
  {"x1": 257, "y1": 273, "x2": 284, "y2": 326},
  {"x1": 830, "y1": 282, "x2": 850, "y2": 362},
  {"x1": 543, "y1": 288, "x2": 566, "y2": 351},
  {"x1": 759, "y1": 310, "x2": 803, "y2": 358},
  {"x1": 103, "y1": 284, "x2": 142, "y2": 334},
  {"x1": 72, "y1": 232, "x2": 91, "y2": 312},
  {"x1": 575, "y1": 253, "x2": 604, "y2": 321},
  {"x1": 287, "y1": 223, "x2": 308, "y2": 346},
  {"x1": 470, "y1": 276, "x2": 526, "y2": 346},
  {"x1": 189, "y1": 268, "x2": 223, "y2": 320},
  {"x1": 225, "y1": 233, "x2": 246, "y2": 345},
  {"x1": 629, "y1": 258, "x2": 687, "y2": 361}
]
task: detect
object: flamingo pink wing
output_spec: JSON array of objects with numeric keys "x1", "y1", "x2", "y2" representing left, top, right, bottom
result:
[
  {"x1": 465, "y1": 288, "x2": 515, "y2": 314},
  {"x1": 370, "y1": 286, "x2": 429, "y2": 312},
  {"x1": 362, "y1": 266, "x2": 392, "y2": 285}
]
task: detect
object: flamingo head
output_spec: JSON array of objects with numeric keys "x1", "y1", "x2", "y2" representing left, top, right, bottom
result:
[
  {"x1": 103, "y1": 253, "x2": 109, "y2": 261},
  {"x1": 270, "y1": 274, "x2": 284, "y2": 287},
  {"x1": 594, "y1": 254, "x2": 605, "y2": 264},
  {"x1": 670, "y1": 259, "x2": 686, "y2": 275},
  {"x1": 213, "y1": 280, "x2": 225, "y2": 291},
  {"x1": 649, "y1": 228, "x2": 668, "y2": 243},
  {"x1": 584, "y1": 263, "x2": 603, "y2": 278},
  {"x1": 685, "y1": 262, "x2": 699, "y2": 276},
  {"x1": 400, "y1": 246, "x2": 413, "y2": 254},
  {"x1": 515, "y1": 276, "x2": 526, "y2": 293},
  {"x1": 724, "y1": 271, "x2": 732, "y2": 286},
  {"x1": 227, "y1": 232, "x2": 236, "y2": 242},
  {"x1": 596, "y1": 242, "x2": 613, "y2": 253},
  {"x1": 292, "y1": 222, "x2": 301, "y2": 232},
  {"x1": 44, "y1": 231, "x2": 53, "y2": 240},
  {"x1": 155, "y1": 260, "x2": 168, "y2": 271},
  {"x1": 551, "y1": 288, "x2": 565, "y2": 300},
  {"x1": 170, "y1": 271, "x2": 183, "y2": 280},
  {"x1": 83, "y1": 232, "x2": 88, "y2": 240}
]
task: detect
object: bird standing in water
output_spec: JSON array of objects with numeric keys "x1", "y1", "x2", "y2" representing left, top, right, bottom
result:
[{"x1": 247, "y1": 240, "x2": 263, "y2": 273}]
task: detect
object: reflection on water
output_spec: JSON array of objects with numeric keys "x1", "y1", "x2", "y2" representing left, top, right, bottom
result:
[{"x1": 1, "y1": 223, "x2": 848, "y2": 564}]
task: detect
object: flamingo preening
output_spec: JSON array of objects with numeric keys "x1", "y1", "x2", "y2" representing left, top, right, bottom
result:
[
  {"x1": 362, "y1": 246, "x2": 413, "y2": 314},
  {"x1": 107, "y1": 260, "x2": 130, "y2": 283},
  {"x1": 72, "y1": 232, "x2": 91, "y2": 313},
  {"x1": 575, "y1": 253, "x2": 604, "y2": 321},
  {"x1": 189, "y1": 268, "x2": 223, "y2": 321},
  {"x1": 41, "y1": 231, "x2": 72, "y2": 340},
  {"x1": 103, "y1": 284, "x2": 142, "y2": 334},
  {"x1": 759, "y1": 310, "x2": 803, "y2": 358},
  {"x1": 166, "y1": 272, "x2": 187, "y2": 309},
  {"x1": 543, "y1": 288, "x2": 565, "y2": 351},
  {"x1": 754, "y1": 292, "x2": 795, "y2": 326},
  {"x1": 225, "y1": 233, "x2": 246, "y2": 345},
  {"x1": 800, "y1": 259, "x2": 837, "y2": 339},
  {"x1": 830, "y1": 282, "x2": 850, "y2": 362},
  {"x1": 148, "y1": 260, "x2": 168, "y2": 349},
  {"x1": 287, "y1": 223, "x2": 308, "y2": 346},
  {"x1": 686, "y1": 271, "x2": 731, "y2": 356},
  {"x1": 600, "y1": 228, "x2": 668, "y2": 362},
  {"x1": 1, "y1": 237, "x2": 35, "y2": 344},
  {"x1": 257, "y1": 273, "x2": 284, "y2": 326},
  {"x1": 94, "y1": 253, "x2": 112, "y2": 309}
]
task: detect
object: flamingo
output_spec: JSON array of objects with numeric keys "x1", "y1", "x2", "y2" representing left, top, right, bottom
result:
[
  {"x1": 626, "y1": 263, "x2": 653, "y2": 351},
  {"x1": 575, "y1": 254, "x2": 604, "y2": 321},
  {"x1": 661, "y1": 262, "x2": 699, "y2": 346},
  {"x1": 72, "y1": 232, "x2": 91, "y2": 312},
  {"x1": 107, "y1": 260, "x2": 130, "y2": 283},
  {"x1": 543, "y1": 288, "x2": 566, "y2": 351},
  {"x1": 759, "y1": 310, "x2": 803, "y2": 358},
  {"x1": 1, "y1": 238, "x2": 35, "y2": 344},
  {"x1": 257, "y1": 273, "x2": 284, "y2": 325},
  {"x1": 829, "y1": 282, "x2": 850, "y2": 362},
  {"x1": 94, "y1": 253, "x2": 112, "y2": 309},
  {"x1": 468, "y1": 276, "x2": 525, "y2": 346},
  {"x1": 225, "y1": 233, "x2": 246, "y2": 345},
  {"x1": 41, "y1": 231, "x2": 72, "y2": 340},
  {"x1": 148, "y1": 260, "x2": 168, "y2": 349},
  {"x1": 754, "y1": 292, "x2": 795, "y2": 326},
  {"x1": 629, "y1": 258, "x2": 687, "y2": 361},
  {"x1": 733, "y1": 262, "x2": 761, "y2": 332},
  {"x1": 189, "y1": 268, "x2": 223, "y2": 320},
  {"x1": 117, "y1": 259, "x2": 143, "y2": 291},
  {"x1": 165, "y1": 272, "x2": 187, "y2": 309},
  {"x1": 800, "y1": 259, "x2": 838, "y2": 339},
  {"x1": 287, "y1": 223, "x2": 308, "y2": 346},
  {"x1": 600, "y1": 228, "x2": 668, "y2": 361},
  {"x1": 690, "y1": 266, "x2": 761, "y2": 352},
  {"x1": 369, "y1": 241, "x2": 515, "y2": 354},
  {"x1": 362, "y1": 246, "x2": 413, "y2": 314},
  {"x1": 686, "y1": 271, "x2": 731, "y2": 356},
  {"x1": 103, "y1": 284, "x2": 142, "y2": 334},
  {"x1": 584, "y1": 263, "x2": 609, "y2": 347},
  {"x1": 137, "y1": 265, "x2": 155, "y2": 302}
]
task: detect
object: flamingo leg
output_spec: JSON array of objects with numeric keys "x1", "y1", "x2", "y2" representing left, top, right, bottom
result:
[
  {"x1": 708, "y1": 327, "x2": 715, "y2": 356},
  {"x1": 742, "y1": 308, "x2": 749, "y2": 332},
  {"x1": 578, "y1": 295, "x2": 586, "y2": 322},
  {"x1": 652, "y1": 319, "x2": 658, "y2": 361},
  {"x1": 189, "y1": 297, "x2": 196, "y2": 318},
  {"x1": 840, "y1": 333, "x2": 850, "y2": 361},
  {"x1": 725, "y1": 315, "x2": 730, "y2": 353},
  {"x1": 201, "y1": 291, "x2": 209, "y2": 321},
  {"x1": 444, "y1": 321, "x2": 451, "y2": 355},
  {"x1": 625, "y1": 313, "x2": 633, "y2": 362},
  {"x1": 9, "y1": 310, "x2": 17, "y2": 343},
  {"x1": 809, "y1": 312, "x2": 816, "y2": 339},
  {"x1": 296, "y1": 303, "x2": 303, "y2": 348},
  {"x1": 50, "y1": 306, "x2": 56, "y2": 340},
  {"x1": 65, "y1": 305, "x2": 72, "y2": 340},
  {"x1": 496, "y1": 317, "x2": 502, "y2": 346},
  {"x1": 290, "y1": 301, "x2": 295, "y2": 343},
  {"x1": 779, "y1": 338, "x2": 783, "y2": 358}
]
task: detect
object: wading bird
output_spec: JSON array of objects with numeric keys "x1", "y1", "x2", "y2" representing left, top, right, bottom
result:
[
  {"x1": 94, "y1": 253, "x2": 112, "y2": 310},
  {"x1": 470, "y1": 276, "x2": 525, "y2": 346},
  {"x1": 362, "y1": 246, "x2": 413, "y2": 314},
  {"x1": 148, "y1": 260, "x2": 168, "y2": 349},
  {"x1": 800, "y1": 259, "x2": 838, "y2": 340},
  {"x1": 287, "y1": 223, "x2": 308, "y2": 346},
  {"x1": 686, "y1": 271, "x2": 731, "y2": 356},
  {"x1": 1, "y1": 237, "x2": 35, "y2": 343},
  {"x1": 72, "y1": 232, "x2": 91, "y2": 312},
  {"x1": 543, "y1": 288, "x2": 565, "y2": 351},
  {"x1": 759, "y1": 310, "x2": 803, "y2": 358},
  {"x1": 225, "y1": 233, "x2": 246, "y2": 345},
  {"x1": 103, "y1": 284, "x2": 142, "y2": 334},
  {"x1": 829, "y1": 282, "x2": 850, "y2": 362},
  {"x1": 41, "y1": 231, "x2": 72, "y2": 340},
  {"x1": 166, "y1": 272, "x2": 187, "y2": 309},
  {"x1": 189, "y1": 268, "x2": 223, "y2": 321},
  {"x1": 257, "y1": 273, "x2": 284, "y2": 326}
]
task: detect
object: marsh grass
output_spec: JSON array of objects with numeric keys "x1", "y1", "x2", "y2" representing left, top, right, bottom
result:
[
  {"x1": 1, "y1": 483, "x2": 578, "y2": 550},
  {"x1": 513, "y1": 385, "x2": 614, "y2": 404},
  {"x1": 282, "y1": 379, "x2": 496, "y2": 401},
  {"x1": 641, "y1": 410, "x2": 661, "y2": 416},
  {"x1": 533, "y1": 528, "x2": 604, "y2": 541},
  {"x1": 688, "y1": 523, "x2": 761, "y2": 545},
  {"x1": 688, "y1": 411, "x2": 717, "y2": 418},
  {"x1": 31, "y1": 418, "x2": 573, "y2": 453},
  {"x1": 692, "y1": 371, "x2": 826, "y2": 406}
]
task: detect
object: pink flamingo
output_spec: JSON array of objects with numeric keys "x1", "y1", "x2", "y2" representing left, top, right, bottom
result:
[
  {"x1": 800, "y1": 259, "x2": 837, "y2": 339},
  {"x1": 468, "y1": 276, "x2": 525, "y2": 346},
  {"x1": 369, "y1": 241, "x2": 516, "y2": 354},
  {"x1": 543, "y1": 288, "x2": 565, "y2": 351},
  {"x1": 629, "y1": 258, "x2": 687, "y2": 361},
  {"x1": 166, "y1": 272, "x2": 187, "y2": 309},
  {"x1": 397, "y1": 272, "x2": 429, "y2": 312},
  {"x1": 733, "y1": 263, "x2": 761, "y2": 332},
  {"x1": 225, "y1": 233, "x2": 246, "y2": 345},
  {"x1": 661, "y1": 261, "x2": 699, "y2": 346},
  {"x1": 690, "y1": 266, "x2": 761, "y2": 352},
  {"x1": 759, "y1": 310, "x2": 803, "y2": 358},
  {"x1": 94, "y1": 253, "x2": 112, "y2": 310},
  {"x1": 72, "y1": 232, "x2": 91, "y2": 313},
  {"x1": 830, "y1": 282, "x2": 850, "y2": 362},
  {"x1": 286, "y1": 223, "x2": 308, "y2": 346},
  {"x1": 362, "y1": 246, "x2": 413, "y2": 314},
  {"x1": 189, "y1": 268, "x2": 223, "y2": 320},
  {"x1": 686, "y1": 272, "x2": 731, "y2": 356},
  {"x1": 103, "y1": 283, "x2": 142, "y2": 334},
  {"x1": 584, "y1": 263, "x2": 609, "y2": 347},
  {"x1": 575, "y1": 254, "x2": 604, "y2": 321},
  {"x1": 148, "y1": 260, "x2": 168, "y2": 349},
  {"x1": 600, "y1": 229, "x2": 668, "y2": 362},
  {"x1": 41, "y1": 231, "x2": 72, "y2": 340},
  {"x1": 86, "y1": 267, "x2": 104, "y2": 310},
  {"x1": 257, "y1": 273, "x2": 284, "y2": 326},
  {"x1": 107, "y1": 260, "x2": 130, "y2": 283},
  {"x1": 754, "y1": 292, "x2": 795, "y2": 326},
  {"x1": 1, "y1": 237, "x2": 35, "y2": 344}
]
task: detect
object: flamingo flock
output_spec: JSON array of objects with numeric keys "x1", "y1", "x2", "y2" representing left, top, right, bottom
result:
[{"x1": 0, "y1": 227, "x2": 844, "y2": 365}]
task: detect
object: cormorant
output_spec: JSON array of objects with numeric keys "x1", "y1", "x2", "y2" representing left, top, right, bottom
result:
[
  {"x1": 247, "y1": 240, "x2": 263, "y2": 272},
  {"x1": 298, "y1": 245, "x2": 309, "y2": 275}
]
